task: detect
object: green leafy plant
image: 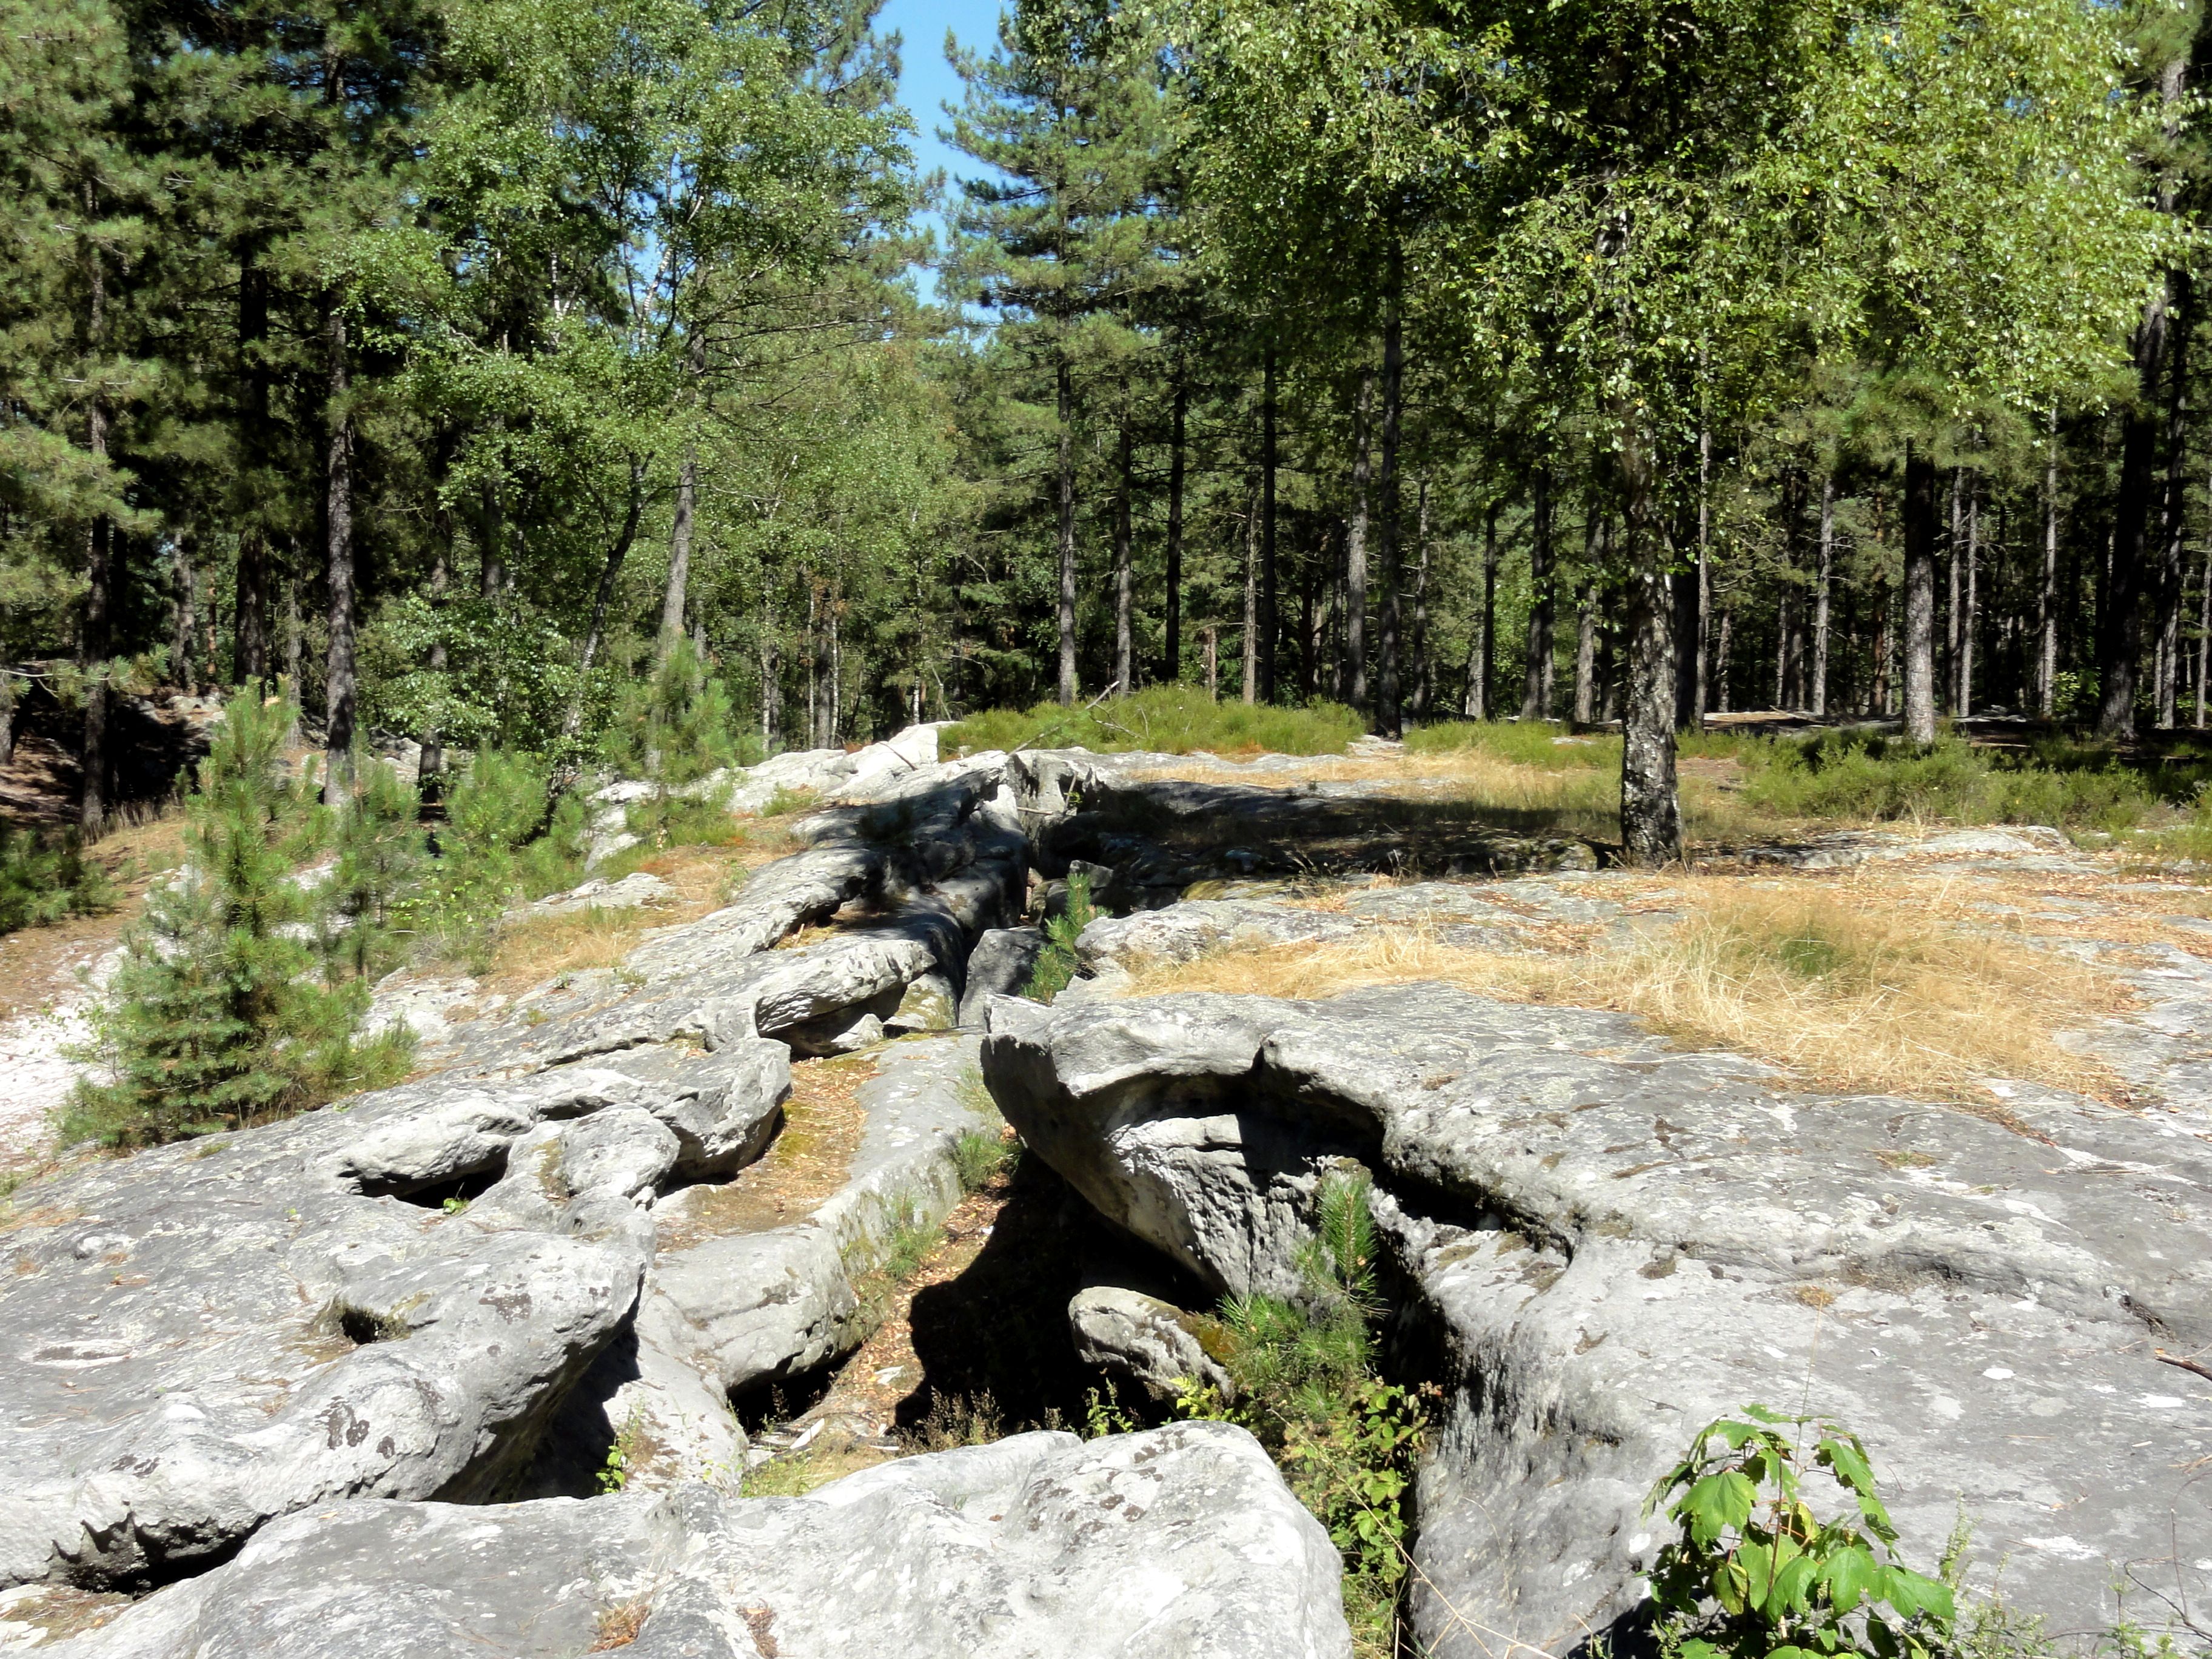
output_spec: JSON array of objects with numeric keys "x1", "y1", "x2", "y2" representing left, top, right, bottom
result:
[
  {"x1": 952, "y1": 1126, "x2": 1016, "y2": 1193},
  {"x1": 1643, "y1": 1406, "x2": 1955, "y2": 1659},
  {"x1": 1022, "y1": 870, "x2": 1099, "y2": 1002},
  {"x1": 321, "y1": 757, "x2": 424, "y2": 979},
  {"x1": 1174, "y1": 1169, "x2": 1423, "y2": 1657}
]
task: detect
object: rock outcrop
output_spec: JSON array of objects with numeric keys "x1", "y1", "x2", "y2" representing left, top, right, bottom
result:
[
  {"x1": 39, "y1": 1424, "x2": 1350, "y2": 1659},
  {"x1": 982, "y1": 984, "x2": 2212, "y2": 1657}
]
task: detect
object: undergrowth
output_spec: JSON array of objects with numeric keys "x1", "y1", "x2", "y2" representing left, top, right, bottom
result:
[
  {"x1": 0, "y1": 828, "x2": 116, "y2": 936},
  {"x1": 1174, "y1": 1168, "x2": 1424, "y2": 1658},
  {"x1": 1023, "y1": 870, "x2": 1099, "y2": 1002},
  {"x1": 945, "y1": 685, "x2": 1364, "y2": 757}
]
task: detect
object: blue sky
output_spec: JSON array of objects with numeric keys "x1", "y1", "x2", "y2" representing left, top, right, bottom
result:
[{"x1": 876, "y1": 0, "x2": 1008, "y2": 298}]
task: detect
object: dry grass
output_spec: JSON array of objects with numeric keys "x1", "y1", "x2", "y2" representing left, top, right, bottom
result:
[
  {"x1": 480, "y1": 907, "x2": 665, "y2": 995},
  {"x1": 1124, "y1": 876, "x2": 2131, "y2": 1111},
  {"x1": 652, "y1": 1053, "x2": 875, "y2": 1253}
]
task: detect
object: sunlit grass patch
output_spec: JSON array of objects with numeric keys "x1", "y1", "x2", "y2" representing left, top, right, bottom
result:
[{"x1": 944, "y1": 686, "x2": 1364, "y2": 757}]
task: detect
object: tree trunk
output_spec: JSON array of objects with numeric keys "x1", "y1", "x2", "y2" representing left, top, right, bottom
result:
[
  {"x1": 1574, "y1": 574, "x2": 1598, "y2": 725},
  {"x1": 2197, "y1": 548, "x2": 2210, "y2": 729},
  {"x1": 562, "y1": 458, "x2": 646, "y2": 737},
  {"x1": 172, "y1": 535, "x2": 198, "y2": 695},
  {"x1": 1959, "y1": 482, "x2": 1979, "y2": 719},
  {"x1": 1714, "y1": 608, "x2": 1732, "y2": 713},
  {"x1": 1812, "y1": 475, "x2": 1834, "y2": 717},
  {"x1": 1375, "y1": 263, "x2": 1403, "y2": 738},
  {"x1": 1345, "y1": 370, "x2": 1375, "y2": 712},
  {"x1": 323, "y1": 302, "x2": 358, "y2": 799},
  {"x1": 2157, "y1": 280, "x2": 2194, "y2": 729},
  {"x1": 759, "y1": 600, "x2": 780, "y2": 749},
  {"x1": 1946, "y1": 468, "x2": 1964, "y2": 714},
  {"x1": 1410, "y1": 476, "x2": 1432, "y2": 720},
  {"x1": 480, "y1": 475, "x2": 506, "y2": 601},
  {"x1": 1261, "y1": 352, "x2": 1279, "y2": 703},
  {"x1": 283, "y1": 549, "x2": 302, "y2": 731},
  {"x1": 2102, "y1": 54, "x2": 2190, "y2": 739},
  {"x1": 659, "y1": 451, "x2": 697, "y2": 663},
  {"x1": 1113, "y1": 414, "x2": 1133, "y2": 694},
  {"x1": 1902, "y1": 444, "x2": 1940, "y2": 743},
  {"x1": 1774, "y1": 588, "x2": 1792, "y2": 709},
  {"x1": 1618, "y1": 412, "x2": 1681, "y2": 865},
  {"x1": 1056, "y1": 357, "x2": 1077, "y2": 706},
  {"x1": 233, "y1": 258, "x2": 272, "y2": 685},
  {"x1": 2039, "y1": 409, "x2": 2059, "y2": 719},
  {"x1": 81, "y1": 209, "x2": 110, "y2": 836},
  {"x1": 1521, "y1": 466, "x2": 1555, "y2": 720},
  {"x1": 1242, "y1": 484, "x2": 1258, "y2": 705},
  {"x1": 421, "y1": 537, "x2": 448, "y2": 803},
  {"x1": 1466, "y1": 503, "x2": 1497, "y2": 719},
  {"x1": 1162, "y1": 380, "x2": 1185, "y2": 682},
  {"x1": 1694, "y1": 423, "x2": 1711, "y2": 722}
]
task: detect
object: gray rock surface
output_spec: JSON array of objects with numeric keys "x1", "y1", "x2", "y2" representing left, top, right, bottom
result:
[
  {"x1": 0, "y1": 1056, "x2": 726, "y2": 1590},
  {"x1": 39, "y1": 1423, "x2": 1348, "y2": 1659},
  {"x1": 518, "y1": 870, "x2": 674, "y2": 920},
  {"x1": 958, "y1": 926, "x2": 1046, "y2": 1026},
  {"x1": 1068, "y1": 1285, "x2": 1231, "y2": 1399},
  {"x1": 984, "y1": 985, "x2": 2212, "y2": 1655}
]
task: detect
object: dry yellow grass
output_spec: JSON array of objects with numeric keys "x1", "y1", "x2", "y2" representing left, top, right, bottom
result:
[
  {"x1": 1124, "y1": 877, "x2": 2131, "y2": 1111},
  {"x1": 652, "y1": 1052, "x2": 874, "y2": 1253},
  {"x1": 481, "y1": 907, "x2": 665, "y2": 994}
]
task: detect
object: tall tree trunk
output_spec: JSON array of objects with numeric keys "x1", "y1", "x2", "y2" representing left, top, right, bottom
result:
[
  {"x1": 1261, "y1": 350, "x2": 1278, "y2": 703},
  {"x1": 1466, "y1": 503, "x2": 1497, "y2": 719},
  {"x1": 1162, "y1": 379, "x2": 1185, "y2": 682},
  {"x1": 2039, "y1": 409, "x2": 2059, "y2": 719},
  {"x1": 1056, "y1": 357, "x2": 1077, "y2": 706},
  {"x1": 1375, "y1": 261, "x2": 1404, "y2": 738},
  {"x1": 1410, "y1": 476, "x2": 1432, "y2": 720},
  {"x1": 659, "y1": 451, "x2": 697, "y2": 663},
  {"x1": 657, "y1": 332, "x2": 708, "y2": 664},
  {"x1": 233, "y1": 258, "x2": 272, "y2": 685},
  {"x1": 1694, "y1": 423, "x2": 1711, "y2": 722},
  {"x1": 1242, "y1": 484, "x2": 1258, "y2": 705},
  {"x1": 1714, "y1": 608, "x2": 1732, "y2": 713},
  {"x1": 1521, "y1": 466, "x2": 1555, "y2": 719},
  {"x1": 1774, "y1": 588, "x2": 1792, "y2": 709},
  {"x1": 1113, "y1": 415, "x2": 1133, "y2": 694},
  {"x1": 323, "y1": 302, "x2": 358, "y2": 799},
  {"x1": 479, "y1": 474, "x2": 506, "y2": 601},
  {"x1": 2157, "y1": 280, "x2": 2194, "y2": 729},
  {"x1": 81, "y1": 205, "x2": 110, "y2": 836},
  {"x1": 1574, "y1": 574, "x2": 1598, "y2": 724},
  {"x1": 171, "y1": 535, "x2": 198, "y2": 695},
  {"x1": 1812, "y1": 475, "x2": 1834, "y2": 717},
  {"x1": 1959, "y1": 481, "x2": 1979, "y2": 719},
  {"x1": 1902, "y1": 444, "x2": 1940, "y2": 743},
  {"x1": 1618, "y1": 411, "x2": 1681, "y2": 865},
  {"x1": 421, "y1": 536, "x2": 448, "y2": 803},
  {"x1": 2197, "y1": 548, "x2": 2210, "y2": 729},
  {"x1": 562, "y1": 458, "x2": 646, "y2": 737},
  {"x1": 759, "y1": 598, "x2": 780, "y2": 749},
  {"x1": 2103, "y1": 52, "x2": 2190, "y2": 739},
  {"x1": 1345, "y1": 370, "x2": 1375, "y2": 712},
  {"x1": 1946, "y1": 468, "x2": 1964, "y2": 714}
]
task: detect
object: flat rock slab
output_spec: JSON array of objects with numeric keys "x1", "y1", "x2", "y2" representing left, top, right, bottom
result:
[
  {"x1": 41, "y1": 1424, "x2": 1349, "y2": 1659},
  {"x1": 983, "y1": 986, "x2": 2212, "y2": 1655},
  {"x1": 0, "y1": 1039, "x2": 786, "y2": 1592}
]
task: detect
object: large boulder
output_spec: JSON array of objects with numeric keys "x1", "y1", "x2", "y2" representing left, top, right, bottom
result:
[
  {"x1": 982, "y1": 985, "x2": 2212, "y2": 1656},
  {"x1": 0, "y1": 1047, "x2": 788, "y2": 1591},
  {"x1": 41, "y1": 1424, "x2": 1350, "y2": 1659}
]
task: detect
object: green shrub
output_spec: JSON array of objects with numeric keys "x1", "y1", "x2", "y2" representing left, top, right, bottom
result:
[
  {"x1": 65, "y1": 690, "x2": 411, "y2": 1147},
  {"x1": 418, "y1": 750, "x2": 588, "y2": 940},
  {"x1": 1642, "y1": 1405, "x2": 1954, "y2": 1659},
  {"x1": 945, "y1": 686, "x2": 1364, "y2": 757},
  {"x1": 953, "y1": 1126, "x2": 1016, "y2": 1192},
  {"x1": 1022, "y1": 870, "x2": 1099, "y2": 1002},
  {"x1": 1404, "y1": 720, "x2": 1623, "y2": 769},
  {"x1": 321, "y1": 759, "x2": 424, "y2": 979},
  {"x1": 0, "y1": 827, "x2": 116, "y2": 935},
  {"x1": 1738, "y1": 730, "x2": 2160, "y2": 831},
  {"x1": 1175, "y1": 1170, "x2": 1423, "y2": 1657}
]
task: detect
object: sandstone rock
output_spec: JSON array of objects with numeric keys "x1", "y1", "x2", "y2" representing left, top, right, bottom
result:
[
  {"x1": 983, "y1": 985, "x2": 2212, "y2": 1655},
  {"x1": 519, "y1": 871, "x2": 674, "y2": 920},
  {"x1": 1068, "y1": 1285, "x2": 1231, "y2": 1399},
  {"x1": 40, "y1": 1424, "x2": 1349, "y2": 1659},
  {"x1": 0, "y1": 1053, "x2": 756, "y2": 1590},
  {"x1": 958, "y1": 927, "x2": 1045, "y2": 1027}
]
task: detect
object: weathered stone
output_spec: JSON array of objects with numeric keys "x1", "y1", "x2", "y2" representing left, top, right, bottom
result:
[
  {"x1": 40, "y1": 1424, "x2": 1349, "y2": 1659},
  {"x1": 519, "y1": 870, "x2": 674, "y2": 920},
  {"x1": 957, "y1": 927, "x2": 1045, "y2": 1027},
  {"x1": 0, "y1": 1053, "x2": 748, "y2": 1590},
  {"x1": 1068, "y1": 1285, "x2": 1231, "y2": 1399},
  {"x1": 984, "y1": 985, "x2": 2212, "y2": 1655}
]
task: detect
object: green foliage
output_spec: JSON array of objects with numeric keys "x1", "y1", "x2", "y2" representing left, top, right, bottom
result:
[
  {"x1": 1740, "y1": 732, "x2": 2155, "y2": 831},
  {"x1": 1022, "y1": 870, "x2": 1099, "y2": 1003},
  {"x1": 322, "y1": 760, "x2": 425, "y2": 979},
  {"x1": 0, "y1": 828, "x2": 116, "y2": 936},
  {"x1": 417, "y1": 750, "x2": 589, "y2": 943},
  {"x1": 1407, "y1": 720, "x2": 1624, "y2": 770},
  {"x1": 65, "y1": 691, "x2": 412, "y2": 1148},
  {"x1": 1084, "y1": 1379, "x2": 1141, "y2": 1438},
  {"x1": 1643, "y1": 1406, "x2": 1954, "y2": 1659},
  {"x1": 953, "y1": 1126, "x2": 1017, "y2": 1193},
  {"x1": 945, "y1": 688, "x2": 1365, "y2": 758},
  {"x1": 1174, "y1": 1169, "x2": 1422, "y2": 1656},
  {"x1": 603, "y1": 641, "x2": 752, "y2": 857}
]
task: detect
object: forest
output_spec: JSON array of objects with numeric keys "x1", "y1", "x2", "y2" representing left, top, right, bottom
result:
[{"x1": 0, "y1": 0, "x2": 2195, "y2": 860}]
